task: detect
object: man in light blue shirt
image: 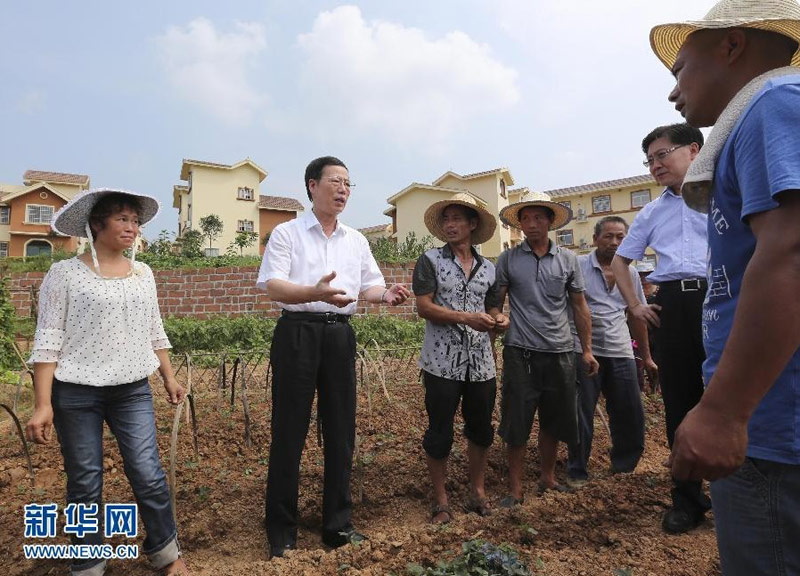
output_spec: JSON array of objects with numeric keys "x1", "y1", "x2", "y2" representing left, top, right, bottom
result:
[
  {"x1": 611, "y1": 123, "x2": 710, "y2": 535},
  {"x1": 567, "y1": 216, "x2": 655, "y2": 485}
]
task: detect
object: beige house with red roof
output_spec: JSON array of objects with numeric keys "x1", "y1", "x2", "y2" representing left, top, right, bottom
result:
[
  {"x1": 173, "y1": 158, "x2": 304, "y2": 256},
  {"x1": 541, "y1": 174, "x2": 658, "y2": 262},
  {"x1": 0, "y1": 170, "x2": 90, "y2": 258},
  {"x1": 385, "y1": 168, "x2": 518, "y2": 257}
]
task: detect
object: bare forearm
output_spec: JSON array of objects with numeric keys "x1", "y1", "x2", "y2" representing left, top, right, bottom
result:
[
  {"x1": 611, "y1": 255, "x2": 639, "y2": 308},
  {"x1": 572, "y1": 300, "x2": 593, "y2": 355},
  {"x1": 417, "y1": 298, "x2": 468, "y2": 325},
  {"x1": 703, "y1": 252, "x2": 800, "y2": 422},
  {"x1": 628, "y1": 316, "x2": 652, "y2": 360},
  {"x1": 32, "y1": 363, "x2": 56, "y2": 408},
  {"x1": 361, "y1": 285, "x2": 387, "y2": 304},
  {"x1": 155, "y1": 349, "x2": 176, "y2": 383},
  {"x1": 265, "y1": 279, "x2": 318, "y2": 304}
]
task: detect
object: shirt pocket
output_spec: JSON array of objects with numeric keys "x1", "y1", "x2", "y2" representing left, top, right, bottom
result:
[{"x1": 540, "y1": 272, "x2": 567, "y2": 299}]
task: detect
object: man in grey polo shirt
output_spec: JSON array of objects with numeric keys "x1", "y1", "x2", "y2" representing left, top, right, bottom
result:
[
  {"x1": 567, "y1": 216, "x2": 657, "y2": 486},
  {"x1": 496, "y1": 192, "x2": 599, "y2": 504}
]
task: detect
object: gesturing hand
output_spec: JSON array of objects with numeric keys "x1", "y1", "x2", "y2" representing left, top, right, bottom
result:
[
  {"x1": 384, "y1": 284, "x2": 411, "y2": 306},
  {"x1": 315, "y1": 271, "x2": 356, "y2": 307}
]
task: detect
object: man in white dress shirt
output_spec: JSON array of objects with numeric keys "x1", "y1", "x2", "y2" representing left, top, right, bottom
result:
[{"x1": 257, "y1": 156, "x2": 410, "y2": 558}]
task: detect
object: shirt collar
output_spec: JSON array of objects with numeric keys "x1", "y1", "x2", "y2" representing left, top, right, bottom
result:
[
  {"x1": 589, "y1": 249, "x2": 602, "y2": 270},
  {"x1": 521, "y1": 239, "x2": 557, "y2": 256},
  {"x1": 661, "y1": 186, "x2": 681, "y2": 199},
  {"x1": 303, "y1": 209, "x2": 346, "y2": 236},
  {"x1": 441, "y1": 243, "x2": 483, "y2": 266}
]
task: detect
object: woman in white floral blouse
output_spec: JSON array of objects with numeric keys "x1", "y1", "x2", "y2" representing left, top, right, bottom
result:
[{"x1": 25, "y1": 188, "x2": 190, "y2": 576}]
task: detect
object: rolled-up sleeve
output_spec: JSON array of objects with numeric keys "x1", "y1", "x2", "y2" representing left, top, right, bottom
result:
[
  {"x1": 29, "y1": 263, "x2": 68, "y2": 363},
  {"x1": 257, "y1": 225, "x2": 292, "y2": 291}
]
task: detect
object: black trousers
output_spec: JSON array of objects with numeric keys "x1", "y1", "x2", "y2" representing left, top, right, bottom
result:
[
  {"x1": 567, "y1": 355, "x2": 645, "y2": 480},
  {"x1": 265, "y1": 315, "x2": 357, "y2": 548},
  {"x1": 653, "y1": 281, "x2": 711, "y2": 516}
]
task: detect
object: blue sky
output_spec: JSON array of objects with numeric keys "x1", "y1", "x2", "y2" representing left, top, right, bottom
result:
[{"x1": 1, "y1": 0, "x2": 704, "y2": 239}]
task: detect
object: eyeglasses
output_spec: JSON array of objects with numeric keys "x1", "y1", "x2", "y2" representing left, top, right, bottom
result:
[
  {"x1": 643, "y1": 144, "x2": 688, "y2": 168},
  {"x1": 323, "y1": 176, "x2": 355, "y2": 189}
]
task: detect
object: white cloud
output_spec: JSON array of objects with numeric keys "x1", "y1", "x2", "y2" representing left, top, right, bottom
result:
[
  {"x1": 155, "y1": 18, "x2": 267, "y2": 125},
  {"x1": 297, "y1": 5, "x2": 520, "y2": 154},
  {"x1": 17, "y1": 89, "x2": 46, "y2": 115}
]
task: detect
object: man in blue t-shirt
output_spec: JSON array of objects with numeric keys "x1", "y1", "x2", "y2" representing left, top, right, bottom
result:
[{"x1": 650, "y1": 1, "x2": 800, "y2": 574}]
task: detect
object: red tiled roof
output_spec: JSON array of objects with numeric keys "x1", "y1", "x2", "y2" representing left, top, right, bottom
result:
[
  {"x1": 23, "y1": 170, "x2": 90, "y2": 186},
  {"x1": 542, "y1": 174, "x2": 656, "y2": 199},
  {"x1": 258, "y1": 195, "x2": 304, "y2": 211},
  {"x1": 358, "y1": 224, "x2": 390, "y2": 235}
]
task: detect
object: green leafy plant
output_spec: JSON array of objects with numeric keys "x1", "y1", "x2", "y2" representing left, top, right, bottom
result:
[
  {"x1": 232, "y1": 230, "x2": 258, "y2": 255},
  {"x1": 369, "y1": 232, "x2": 434, "y2": 263},
  {"x1": 175, "y1": 229, "x2": 204, "y2": 259},
  {"x1": 0, "y1": 276, "x2": 21, "y2": 370},
  {"x1": 199, "y1": 214, "x2": 224, "y2": 250},
  {"x1": 407, "y1": 540, "x2": 531, "y2": 576}
]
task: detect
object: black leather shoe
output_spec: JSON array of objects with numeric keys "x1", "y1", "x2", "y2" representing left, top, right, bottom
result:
[
  {"x1": 322, "y1": 528, "x2": 367, "y2": 548},
  {"x1": 661, "y1": 509, "x2": 702, "y2": 534},
  {"x1": 269, "y1": 543, "x2": 295, "y2": 559}
]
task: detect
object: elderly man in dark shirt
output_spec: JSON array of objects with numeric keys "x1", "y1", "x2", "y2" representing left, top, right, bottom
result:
[{"x1": 412, "y1": 193, "x2": 508, "y2": 523}]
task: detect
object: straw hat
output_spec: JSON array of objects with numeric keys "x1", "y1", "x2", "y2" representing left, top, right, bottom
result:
[
  {"x1": 423, "y1": 193, "x2": 497, "y2": 245},
  {"x1": 650, "y1": 0, "x2": 800, "y2": 70},
  {"x1": 499, "y1": 191, "x2": 572, "y2": 231},
  {"x1": 52, "y1": 188, "x2": 160, "y2": 238}
]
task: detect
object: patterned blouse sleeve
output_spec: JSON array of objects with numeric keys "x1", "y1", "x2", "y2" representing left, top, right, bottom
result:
[
  {"x1": 29, "y1": 262, "x2": 68, "y2": 363},
  {"x1": 143, "y1": 264, "x2": 171, "y2": 350}
]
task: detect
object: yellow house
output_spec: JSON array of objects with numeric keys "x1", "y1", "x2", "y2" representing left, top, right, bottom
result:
[
  {"x1": 385, "y1": 168, "x2": 516, "y2": 257},
  {"x1": 173, "y1": 158, "x2": 304, "y2": 256},
  {"x1": 0, "y1": 170, "x2": 90, "y2": 258},
  {"x1": 541, "y1": 173, "x2": 659, "y2": 263}
]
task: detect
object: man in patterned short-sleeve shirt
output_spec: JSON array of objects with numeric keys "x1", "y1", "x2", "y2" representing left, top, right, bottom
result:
[{"x1": 412, "y1": 193, "x2": 508, "y2": 523}]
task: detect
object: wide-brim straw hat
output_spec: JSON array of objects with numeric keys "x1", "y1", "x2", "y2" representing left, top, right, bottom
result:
[
  {"x1": 423, "y1": 192, "x2": 497, "y2": 245},
  {"x1": 650, "y1": 0, "x2": 800, "y2": 70},
  {"x1": 51, "y1": 187, "x2": 160, "y2": 238},
  {"x1": 499, "y1": 191, "x2": 572, "y2": 231}
]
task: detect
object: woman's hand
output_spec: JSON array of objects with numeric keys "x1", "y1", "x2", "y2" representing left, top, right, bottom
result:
[
  {"x1": 26, "y1": 405, "x2": 54, "y2": 444},
  {"x1": 163, "y1": 379, "x2": 186, "y2": 405}
]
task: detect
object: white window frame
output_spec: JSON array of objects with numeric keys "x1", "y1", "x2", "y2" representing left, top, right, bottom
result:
[
  {"x1": 26, "y1": 204, "x2": 54, "y2": 224},
  {"x1": 592, "y1": 195, "x2": 611, "y2": 214},
  {"x1": 0, "y1": 241, "x2": 8, "y2": 258},
  {"x1": 237, "y1": 219, "x2": 254, "y2": 232},
  {"x1": 0, "y1": 206, "x2": 9, "y2": 225},
  {"x1": 237, "y1": 187, "x2": 254, "y2": 201},
  {"x1": 556, "y1": 228, "x2": 574, "y2": 247},
  {"x1": 631, "y1": 189, "x2": 651, "y2": 208}
]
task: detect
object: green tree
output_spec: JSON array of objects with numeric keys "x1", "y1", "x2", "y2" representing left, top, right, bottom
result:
[
  {"x1": 233, "y1": 231, "x2": 258, "y2": 255},
  {"x1": 369, "y1": 232, "x2": 434, "y2": 263},
  {"x1": 0, "y1": 276, "x2": 20, "y2": 370},
  {"x1": 176, "y1": 229, "x2": 203, "y2": 258},
  {"x1": 199, "y1": 214, "x2": 224, "y2": 249},
  {"x1": 147, "y1": 229, "x2": 175, "y2": 257}
]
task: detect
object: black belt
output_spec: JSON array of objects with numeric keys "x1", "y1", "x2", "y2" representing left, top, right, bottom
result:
[
  {"x1": 281, "y1": 310, "x2": 350, "y2": 323},
  {"x1": 659, "y1": 278, "x2": 707, "y2": 292}
]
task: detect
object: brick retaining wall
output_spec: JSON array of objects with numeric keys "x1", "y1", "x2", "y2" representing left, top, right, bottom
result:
[{"x1": 7, "y1": 264, "x2": 418, "y2": 320}]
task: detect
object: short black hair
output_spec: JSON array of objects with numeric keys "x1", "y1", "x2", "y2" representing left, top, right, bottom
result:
[
  {"x1": 88, "y1": 193, "x2": 143, "y2": 239},
  {"x1": 304, "y1": 156, "x2": 347, "y2": 201},
  {"x1": 641, "y1": 123, "x2": 704, "y2": 154},
  {"x1": 594, "y1": 215, "x2": 628, "y2": 238}
]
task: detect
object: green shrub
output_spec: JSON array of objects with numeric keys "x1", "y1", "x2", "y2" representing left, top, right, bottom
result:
[
  {"x1": 407, "y1": 540, "x2": 531, "y2": 576},
  {"x1": 370, "y1": 232, "x2": 434, "y2": 263},
  {"x1": 163, "y1": 314, "x2": 424, "y2": 353},
  {"x1": 0, "y1": 276, "x2": 21, "y2": 370}
]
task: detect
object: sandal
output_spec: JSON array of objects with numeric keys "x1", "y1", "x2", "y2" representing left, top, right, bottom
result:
[
  {"x1": 431, "y1": 503, "x2": 452, "y2": 524},
  {"x1": 464, "y1": 494, "x2": 492, "y2": 517},
  {"x1": 497, "y1": 494, "x2": 524, "y2": 509}
]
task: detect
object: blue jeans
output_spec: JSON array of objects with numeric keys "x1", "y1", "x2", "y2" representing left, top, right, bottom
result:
[
  {"x1": 52, "y1": 378, "x2": 180, "y2": 575},
  {"x1": 711, "y1": 458, "x2": 800, "y2": 576}
]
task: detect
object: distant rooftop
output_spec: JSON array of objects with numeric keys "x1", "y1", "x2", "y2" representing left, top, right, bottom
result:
[
  {"x1": 541, "y1": 174, "x2": 655, "y2": 199},
  {"x1": 23, "y1": 170, "x2": 90, "y2": 186},
  {"x1": 258, "y1": 195, "x2": 304, "y2": 211},
  {"x1": 358, "y1": 224, "x2": 390, "y2": 235}
]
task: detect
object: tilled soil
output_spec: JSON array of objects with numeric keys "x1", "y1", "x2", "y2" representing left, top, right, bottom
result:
[{"x1": 1, "y1": 358, "x2": 719, "y2": 575}]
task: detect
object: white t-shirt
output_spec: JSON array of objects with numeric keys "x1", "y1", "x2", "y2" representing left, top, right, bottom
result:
[
  {"x1": 29, "y1": 257, "x2": 170, "y2": 386},
  {"x1": 257, "y1": 211, "x2": 385, "y2": 315}
]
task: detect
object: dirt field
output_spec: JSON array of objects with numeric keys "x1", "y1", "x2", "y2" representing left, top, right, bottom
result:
[{"x1": 0, "y1": 353, "x2": 720, "y2": 575}]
